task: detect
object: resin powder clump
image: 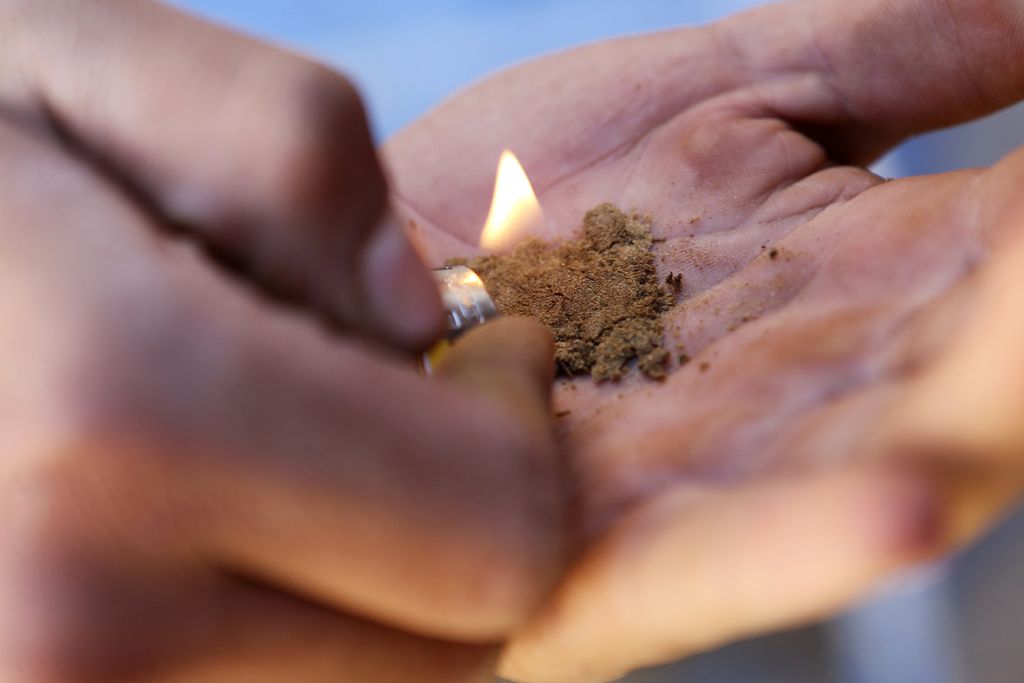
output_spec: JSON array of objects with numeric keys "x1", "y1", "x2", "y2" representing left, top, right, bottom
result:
[{"x1": 450, "y1": 203, "x2": 675, "y2": 381}]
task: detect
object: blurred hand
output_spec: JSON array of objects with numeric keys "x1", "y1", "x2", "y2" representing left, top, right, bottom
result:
[
  {"x1": 386, "y1": 0, "x2": 1024, "y2": 680},
  {"x1": 0, "y1": 2, "x2": 568, "y2": 681}
]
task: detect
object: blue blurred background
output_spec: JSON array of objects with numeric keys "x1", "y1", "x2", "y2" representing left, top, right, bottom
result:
[
  {"x1": 168, "y1": 0, "x2": 757, "y2": 138},
  {"x1": 167, "y1": 1, "x2": 1024, "y2": 681}
]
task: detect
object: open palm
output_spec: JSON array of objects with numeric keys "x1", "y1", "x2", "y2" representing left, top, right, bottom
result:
[{"x1": 386, "y1": 1, "x2": 1024, "y2": 680}]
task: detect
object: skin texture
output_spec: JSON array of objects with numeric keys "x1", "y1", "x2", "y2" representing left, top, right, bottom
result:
[
  {"x1": 0, "y1": 1, "x2": 569, "y2": 681},
  {"x1": 385, "y1": 0, "x2": 1024, "y2": 680},
  {"x1": 2, "y1": 1, "x2": 1023, "y2": 682}
]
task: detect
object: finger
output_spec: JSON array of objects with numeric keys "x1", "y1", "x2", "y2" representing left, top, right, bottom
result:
[
  {"x1": 0, "y1": 117, "x2": 566, "y2": 641},
  {"x1": 500, "y1": 467, "x2": 943, "y2": 683},
  {"x1": 434, "y1": 317, "x2": 556, "y2": 433},
  {"x1": 893, "y1": 189, "x2": 1024, "y2": 458},
  {"x1": 0, "y1": 0, "x2": 442, "y2": 348},
  {"x1": 3, "y1": 548, "x2": 495, "y2": 683},
  {"x1": 191, "y1": 578, "x2": 499, "y2": 683},
  {"x1": 878, "y1": 175, "x2": 1024, "y2": 541},
  {"x1": 188, "y1": 315, "x2": 567, "y2": 641},
  {"x1": 723, "y1": 0, "x2": 1024, "y2": 163},
  {"x1": 155, "y1": 311, "x2": 567, "y2": 642},
  {"x1": 188, "y1": 318, "x2": 566, "y2": 641}
]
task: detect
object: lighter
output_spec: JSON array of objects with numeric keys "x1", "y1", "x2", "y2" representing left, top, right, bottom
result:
[{"x1": 420, "y1": 265, "x2": 499, "y2": 374}]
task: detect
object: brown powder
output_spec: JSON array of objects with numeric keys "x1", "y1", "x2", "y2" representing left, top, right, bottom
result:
[{"x1": 450, "y1": 203, "x2": 675, "y2": 381}]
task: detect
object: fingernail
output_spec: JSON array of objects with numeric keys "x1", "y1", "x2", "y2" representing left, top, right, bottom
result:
[{"x1": 361, "y1": 218, "x2": 444, "y2": 348}]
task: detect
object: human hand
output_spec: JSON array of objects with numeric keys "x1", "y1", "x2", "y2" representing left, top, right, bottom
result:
[
  {"x1": 385, "y1": 0, "x2": 1024, "y2": 679},
  {"x1": 0, "y1": 2, "x2": 568, "y2": 681}
]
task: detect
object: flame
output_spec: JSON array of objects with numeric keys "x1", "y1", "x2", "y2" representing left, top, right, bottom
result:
[{"x1": 479, "y1": 149, "x2": 543, "y2": 252}]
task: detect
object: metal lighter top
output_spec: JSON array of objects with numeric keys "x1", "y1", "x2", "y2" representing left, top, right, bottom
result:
[
  {"x1": 433, "y1": 266, "x2": 498, "y2": 338},
  {"x1": 421, "y1": 265, "x2": 499, "y2": 374}
]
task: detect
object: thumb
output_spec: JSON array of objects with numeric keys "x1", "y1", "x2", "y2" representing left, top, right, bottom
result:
[
  {"x1": 881, "y1": 187, "x2": 1024, "y2": 543},
  {"x1": 434, "y1": 317, "x2": 572, "y2": 625},
  {"x1": 434, "y1": 317, "x2": 557, "y2": 434}
]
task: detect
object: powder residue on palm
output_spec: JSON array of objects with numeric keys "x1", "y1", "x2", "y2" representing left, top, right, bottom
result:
[{"x1": 451, "y1": 203, "x2": 676, "y2": 381}]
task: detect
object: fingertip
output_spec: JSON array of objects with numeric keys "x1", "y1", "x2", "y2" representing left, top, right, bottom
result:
[
  {"x1": 434, "y1": 317, "x2": 555, "y2": 417},
  {"x1": 454, "y1": 317, "x2": 554, "y2": 377},
  {"x1": 359, "y1": 217, "x2": 446, "y2": 349}
]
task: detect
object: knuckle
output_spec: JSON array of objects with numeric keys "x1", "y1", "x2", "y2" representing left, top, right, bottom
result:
[
  {"x1": 28, "y1": 346, "x2": 143, "y2": 461},
  {"x1": 2, "y1": 259, "x2": 190, "y2": 444},
  {"x1": 263, "y1": 61, "x2": 385, "y2": 223},
  {"x1": 8, "y1": 580, "x2": 124, "y2": 683},
  {"x1": 5, "y1": 298, "x2": 195, "y2": 493},
  {"x1": 56, "y1": 285, "x2": 205, "y2": 447},
  {"x1": 2, "y1": 356, "x2": 110, "y2": 477},
  {"x1": 1, "y1": 506, "x2": 119, "y2": 683},
  {"x1": 0, "y1": 426, "x2": 185, "y2": 683}
]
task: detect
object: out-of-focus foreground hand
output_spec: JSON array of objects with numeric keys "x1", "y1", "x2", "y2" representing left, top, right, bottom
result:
[
  {"x1": 0, "y1": 2, "x2": 569, "y2": 681},
  {"x1": 385, "y1": 0, "x2": 1024, "y2": 680}
]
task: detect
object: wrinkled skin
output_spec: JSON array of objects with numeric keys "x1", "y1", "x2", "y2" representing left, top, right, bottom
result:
[
  {"x1": 0, "y1": 2, "x2": 569, "y2": 682},
  {"x1": 387, "y1": 0, "x2": 1024, "y2": 680}
]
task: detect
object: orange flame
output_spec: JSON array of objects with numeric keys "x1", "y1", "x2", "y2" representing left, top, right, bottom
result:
[{"x1": 479, "y1": 150, "x2": 543, "y2": 252}]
